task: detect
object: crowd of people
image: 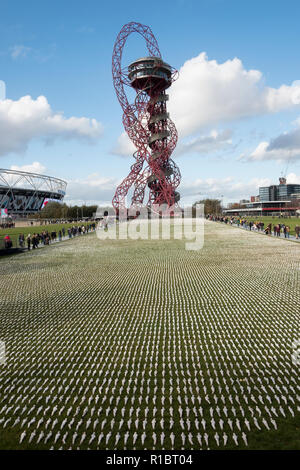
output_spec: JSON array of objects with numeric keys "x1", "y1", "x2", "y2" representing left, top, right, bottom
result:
[
  {"x1": 0, "y1": 221, "x2": 15, "y2": 229},
  {"x1": 207, "y1": 215, "x2": 299, "y2": 239},
  {"x1": 3, "y1": 223, "x2": 96, "y2": 251}
]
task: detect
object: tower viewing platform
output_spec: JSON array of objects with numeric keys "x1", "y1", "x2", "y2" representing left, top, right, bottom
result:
[{"x1": 128, "y1": 56, "x2": 172, "y2": 92}]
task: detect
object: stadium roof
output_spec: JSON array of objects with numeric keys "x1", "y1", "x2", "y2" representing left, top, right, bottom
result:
[{"x1": 0, "y1": 168, "x2": 67, "y2": 215}]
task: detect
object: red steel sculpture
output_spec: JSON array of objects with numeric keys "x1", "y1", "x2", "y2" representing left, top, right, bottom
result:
[{"x1": 112, "y1": 22, "x2": 181, "y2": 216}]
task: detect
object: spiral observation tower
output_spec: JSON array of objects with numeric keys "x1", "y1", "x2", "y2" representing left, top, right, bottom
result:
[{"x1": 112, "y1": 22, "x2": 181, "y2": 216}]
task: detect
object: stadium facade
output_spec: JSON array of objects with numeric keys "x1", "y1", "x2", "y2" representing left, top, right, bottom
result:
[{"x1": 0, "y1": 168, "x2": 67, "y2": 217}]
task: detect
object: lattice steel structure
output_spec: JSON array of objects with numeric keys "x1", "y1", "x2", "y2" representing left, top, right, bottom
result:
[
  {"x1": 112, "y1": 22, "x2": 181, "y2": 216},
  {"x1": 0, "y1": 168, "x2": 67, "y2": 215}
]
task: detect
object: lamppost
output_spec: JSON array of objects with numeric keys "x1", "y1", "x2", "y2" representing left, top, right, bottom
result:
[
  {"x1": 77, "y1": 200, "x2": 86, "y2": 221},
  {"x1": 194, "y1": 193, "x2": 206, "y2": 217}
]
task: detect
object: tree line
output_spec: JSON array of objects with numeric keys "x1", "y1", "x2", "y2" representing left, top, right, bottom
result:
[
  {"x1": 192, "y1": 199, "x2": 222, "y2": 216},
  {"x1": 33, "y1": 202, "x2": 109, "y2": 220},
  {"x1": 33, "y1": 199, "x2": 222, "y2": 220}
]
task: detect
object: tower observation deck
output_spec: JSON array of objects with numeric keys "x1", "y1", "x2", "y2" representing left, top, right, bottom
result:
[{"x1": 128, "y1": 56, "x2": 172, "y2": 91}]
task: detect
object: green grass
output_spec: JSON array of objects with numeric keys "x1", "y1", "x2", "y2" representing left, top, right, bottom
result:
[{"x1": 0, "y1": 220, "x2": 299, "y2": 450}]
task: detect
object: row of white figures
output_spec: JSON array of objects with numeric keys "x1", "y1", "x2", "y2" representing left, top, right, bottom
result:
[{"x1": 0, "y1": 231, "x2": 299, "y2": 449}]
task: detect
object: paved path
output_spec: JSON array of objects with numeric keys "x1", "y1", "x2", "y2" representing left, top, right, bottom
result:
[{"x1": 215, "y1": 220, "x2": 300, "y2": 243}]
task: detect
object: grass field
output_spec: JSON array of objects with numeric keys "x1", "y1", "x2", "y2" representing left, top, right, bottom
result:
[
  {"x1": 0, "y1": 220, "x2": 299, "y2": 450},
  {"x1": 240, "y1": 216, "x2": 300, "y2": 235},
  {"x1": 0, "y1": 222, "x2": 93, "y2": 247}
]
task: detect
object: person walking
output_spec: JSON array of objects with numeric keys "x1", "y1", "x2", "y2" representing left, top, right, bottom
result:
[
  {"x1": 41, "y1": 231, "x2": 46, "y2": 245},
  {"x1": 286, "y1": 226, "x2": 290, "y2": 238},
  {"x1": 18, "y1": 233, "x2": 25, "y2": 248},
  {"x1": 4, "y1": 235, "x2": 12, "y2": 249},
  {"x1": 26, "y1": 234, "x2": 31, "y2": 251}
]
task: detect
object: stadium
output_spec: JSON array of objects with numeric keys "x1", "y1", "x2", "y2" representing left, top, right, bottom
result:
[{"x1": 0, "y1": 168, "x2": 67, "y2": 217}]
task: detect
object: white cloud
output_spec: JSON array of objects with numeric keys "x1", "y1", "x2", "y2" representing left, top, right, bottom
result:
[
  {"x1": 10, "y1": 161, "x2": 47, "y2": 174},
  {"x1": 64, "y1": 172, "x2": 271, "y2": 207},
  {"x1": 65, "y1": 172, "x2": 118, "y2": 205},
  {"x1": 181, "y1": 172, "x2": 299, "y2": 205},
  {"x1": 242, "y1": 118, "x2": 300, "y2": 162},
  {"x1": 10, "y1": 44, "x2": 57, "y2": 64},
  {"x1": 0, "y1": 161, "x2": 48, "y2": 189},
  {"x1": 113, "y1": 52, "x2": 300, "y2": 158},
  {"x1": 268, "y1": 123, "x2": 300, "y2": 152},
  {"x1": 175, "y1": 129, "x2": 233, "y2": 156},
  {"x1": 112, "y1": 127, "x2": 233, "y2": 159},
  {"x1": 286, "y1": 172, "x2": 300, "y2": 184},
  {"x1": 10, "y1": 45, "x2": 32, "y2": 60},
  {"x1": 0, "y1": 80, "x2": 6, "y2": 100},
  {"x1": 181, "y1": 176, "x2": 272, "y2": 203},
  {"x1": 111, "y1": 132, "x2": 136, "y2": 157},
  {"x1": 0, "y1": 95, "x2": 103, "y2": 156},
  {"x1": 168, "y1": 52, "x2": 300, "y2": 137}
]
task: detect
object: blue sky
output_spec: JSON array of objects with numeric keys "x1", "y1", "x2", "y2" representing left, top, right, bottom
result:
[{"x1": 1, "y1": 0, "x2": 300, "y2": 206}]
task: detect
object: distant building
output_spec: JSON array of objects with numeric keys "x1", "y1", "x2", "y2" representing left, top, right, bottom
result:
[
  {"x1": 259, "y1": 177, "x2": 300, "y2": 202},
  {"x1": 224, "y1": 200, "x2": 297, "y2": 217},
  {"x1": 223, "y1": 177, "x2": 299, "y2": 216}
]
